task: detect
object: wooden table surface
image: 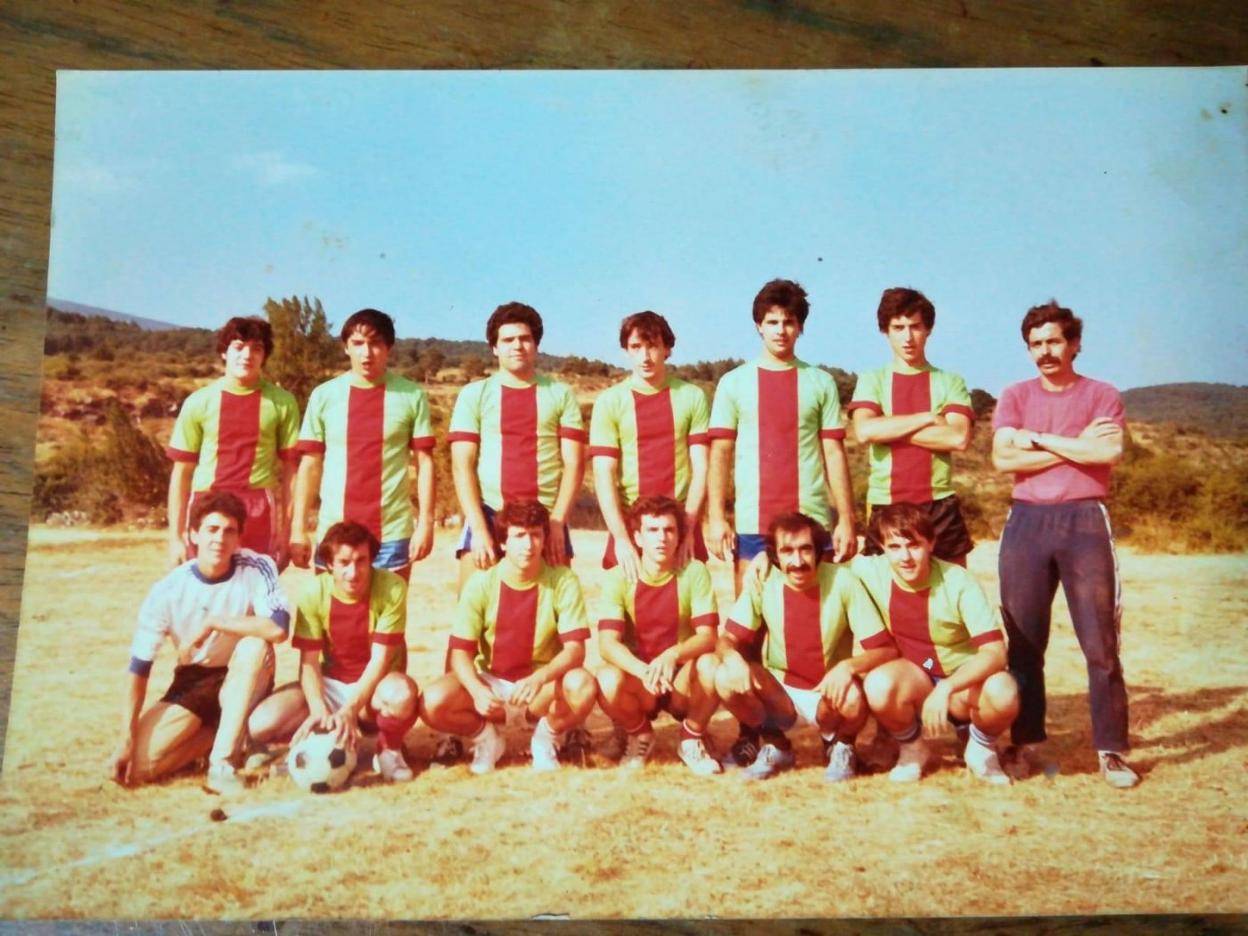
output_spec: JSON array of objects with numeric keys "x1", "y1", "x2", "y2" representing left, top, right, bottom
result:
[{"x1": 1, "y1": 2, "x2": 1245, "y2": 930}]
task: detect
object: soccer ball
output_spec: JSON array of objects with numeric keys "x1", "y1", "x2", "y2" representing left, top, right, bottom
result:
[{"x1": 287, "y1": 730, "x2": 357, "y2": 793}]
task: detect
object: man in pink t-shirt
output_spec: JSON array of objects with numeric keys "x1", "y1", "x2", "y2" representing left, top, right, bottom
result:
[{"x1": 991, "y1": 300, "x2": 1137, "y2": 789}]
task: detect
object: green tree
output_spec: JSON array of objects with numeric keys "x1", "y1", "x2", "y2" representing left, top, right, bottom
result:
[{"x1": 263, "y1": 295, "x2": 340, "y2": 408}]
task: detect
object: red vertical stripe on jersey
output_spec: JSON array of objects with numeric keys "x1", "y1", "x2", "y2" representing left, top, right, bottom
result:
[
  {"x1": 889, "y1": 372, "x2": 934, "y2": 503},
  {"x1": 326, "y1": 596, "x2": 372, "y2": 683},
  {"x1": 888, "y1": 581, "x2": 943, "y2": 677},
  {"x1": 500, "y1": 385, "x2": 539, "y2": 502},
  {"x1": 633, "y1": 578, "x2": 680, "y2": 663},
  {"x1": 782, "y1": 585, "x2": 825, "y2": 690},
  {"x1": 492, "y1": 583, "x2": 539, "y2": 681},
  {"x1": 345, "y1": 386, "x2": 385, "y2": 540},
  {"x1": 633, "y1": 388, "x2": 677, "y2": 497},
  {"x1": 757, "y1": 369, "x2": 800, "y2": 532},
  {"x1": 213, "y1": 390, "x2": 262, "y2": 489}
]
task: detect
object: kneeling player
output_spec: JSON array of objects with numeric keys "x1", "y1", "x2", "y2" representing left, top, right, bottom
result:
[
  {"x1": 248, "y1": 522, "x2": 419, "y2": 782},
  {"x1": 715, "y1": 512, "x2": 896, "y2": 782},
  {"x1": 111, "y1": 492, "x2": 289, "y2": 794},
  {"x1": 421, "y1": 501, "x2": 596, "y2": 773},
  {"x1": 596, "y1": 496, "x2": 721, "y2": 776},
  {"x1": 855, "y1": 503, "x2": 1019, "y2": 784}
]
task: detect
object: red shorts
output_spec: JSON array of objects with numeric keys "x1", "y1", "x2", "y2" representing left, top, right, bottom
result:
[
  {"x1": 188, "y1": 488, "x2": 277, "y2": 559},
  {"x1": 602, "y1": 523, "x2": 708, "y2": 569}
]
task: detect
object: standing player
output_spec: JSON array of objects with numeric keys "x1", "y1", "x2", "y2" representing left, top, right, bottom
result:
[
  {"x1": 847, "y1": 288, "x2": 976, "y2": 564},
  {"x1": 111, "y1": 492, "x2": 289, "y2": 794},
  {"x1": 420, "y1": 501, "x2": 597, "y2": 773},
  {"x1": 715, "y1": 512, "x2": 896, "y2": 782},
  {"x1": 289, "y1": 308, "x2": 436, "y2": 580},
  {"x1": 854, "y1": 504, "x2": 1018, "y2": 784},
  {"x1": 247, "y1": 522, "x2": 420, "y2": 782},
  {"x1": 991, "y1": 301, "x2": 1138, "y2": 788},
  {"x1": 590, "y1": 311, "x2": 710, "y2": 581},
  {"x1": 438, "y1": 302, "x2": 586, "y2": 764},
  {"x1": 595, "y1": 496, "x2": 722, "y2": 776},
  {"x1": 448, "y1": 301, "x2": 586, "y2": 587},
  {"x1": 707, "y1": 278, "x2": 857, "y2": 597},
  {"x1": 166, "y1": 316, "x2": 300, "y2": 569}
]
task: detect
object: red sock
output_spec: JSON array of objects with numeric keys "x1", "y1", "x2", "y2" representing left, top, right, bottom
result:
[
  {"x1": 680, "y1": 720, "x2": 702, "y2": 741},
  {"x1": 374, "y1": 711, "x2": 417, "y2": 752}
]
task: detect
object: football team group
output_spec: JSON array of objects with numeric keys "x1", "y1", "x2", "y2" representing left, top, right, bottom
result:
[{"x1": 109, "y1": 278, "x2": 1140, "y2": 796}]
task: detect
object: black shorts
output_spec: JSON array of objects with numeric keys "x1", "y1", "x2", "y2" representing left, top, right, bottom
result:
[
  {"x1": 863, "y1": 495, "x2": 973, "y2": 562},
  {"x1": 160, "y1": 664, "x2": 229, "y2": 727}
]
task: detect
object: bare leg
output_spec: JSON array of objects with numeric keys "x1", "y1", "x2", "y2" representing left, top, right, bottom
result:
[
  {"x1": 131, "y1": 703, "x2": 215, "y2": 783},
  {"x1": 247, "y1": 683, "x2": 309, "y2": 746},
  {"x1": 209, "y1": 637, "x2": 275, "y2": 766}
]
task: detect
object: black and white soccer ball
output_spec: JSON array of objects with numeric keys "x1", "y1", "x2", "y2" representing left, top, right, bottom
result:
[{"x1": 287, "y1": 730, "x2": 357, "y2": 793}]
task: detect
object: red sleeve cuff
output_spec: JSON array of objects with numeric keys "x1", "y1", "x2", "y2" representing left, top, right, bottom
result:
[
  {"x1": 690, "y1": 613, "x2": 719, "y2": 632},
  {"x1": 409, "y1": 436, "x2": 436, "y2": 451},
  {"x1": 297, "y1": 440, "x2": 327, "y2": 455},
  {"x1": 277, "y1": 446, "x2": 301, "y2": 464},
  {"x1": 291, "y1": 636, "x2": 323, "y2": 652},
  {"x1": 707, "y1": 428, "x2": 738, "y2": 441},
  {"x1": 165, "y1": 447, "x2": 199, "y2": 463},
  {"x1": 371, "y1": 632, "x2": 406, "y2": 646},
  {"x1": 559, "y1": 627, "x2": 590, "y2": 644},
  {"x1": 943, "y1": 404, "x2": 975, "y2": 421},
  {"x1": 589, "y1": 445, "x2": 621, "y2": 459},
  {"x1": 971, "y1": 630, "x2": 1004, "y2": 647},
  {"x1": 446, "y1": 431, "x2": 480, "y2": 445},
  {"x1": 448, "y1": 635, "x2": 478, "y2": 653},
  {"x1": 819, "y1": 428, "x2": 847, "y2": 440},
  {"x1": 686, "y1": 432, "x2": 710, "y2": 446},
  {"x1": 860, "y1": 631, "x2": 896, "y2": 651},
  {"x1": 598, "y1": 618, "x2": 627, "y2": 633},
  {"x1": 844, "y1": 401, "x2": 883, "y2": 416},
  {"x1": 725, "y1": 620, "x2": 756, "y2": 645},
  {"x1": 559, "y1": 427, "x2": 589, "y2": 443}
]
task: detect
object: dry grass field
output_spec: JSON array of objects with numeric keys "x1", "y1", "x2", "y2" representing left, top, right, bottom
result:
[{"x1": 1, "y1": 527, "x2": 1245, "y2": 920}]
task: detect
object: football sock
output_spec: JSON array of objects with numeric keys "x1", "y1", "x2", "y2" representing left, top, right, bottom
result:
[
  {"x1": 533, "y1": 716, "x2": 558, "y2": 743},
  {"x1": 375, "y1": 711, "x2": 417, "y2": 752},
  {"x1": 679, "y1": 720, "x2": 703, "y2": 741},
  {"x1": 892, "y1": 720, "x2": 921, "y2": 744},
  {"x1": 968, "y1": 724, "x2": 997, "y2": 748},
  {"x1": 625, "y1": 716, "x2": 651, "y2": 735}
]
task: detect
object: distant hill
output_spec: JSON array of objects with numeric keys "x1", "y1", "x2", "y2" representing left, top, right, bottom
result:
[
  {"x1": 1123, "y1": 383, "x2": 1248, "y2": 439},
  {"x1": 46, "y1": 298, "x2": 183, "y2": 332}
]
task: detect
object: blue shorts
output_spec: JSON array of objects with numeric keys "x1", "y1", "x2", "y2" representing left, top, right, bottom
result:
[
  {"x1": 316, "y1": 536, "x2": 411, "y2": 572},
  {"x1": 456, "y1": 504, "x2": 574, "y2": 561},
  {"x1": 732, "y1": 533, "x2": 835, "y2": 563}
]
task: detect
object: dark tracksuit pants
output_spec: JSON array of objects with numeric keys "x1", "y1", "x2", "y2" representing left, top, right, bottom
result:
[{"x1": 998, "y1": 498, "x2": 1129, "y2": 752}]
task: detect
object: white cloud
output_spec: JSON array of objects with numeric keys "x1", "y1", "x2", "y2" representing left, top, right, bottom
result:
[{"x1": 231, "y1": 151, "x2": 318, "y2": 186}]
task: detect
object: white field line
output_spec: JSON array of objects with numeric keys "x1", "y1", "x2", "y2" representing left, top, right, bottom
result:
[{"x1": 0, "y1": 798, "x2": 304, "y2": 890}]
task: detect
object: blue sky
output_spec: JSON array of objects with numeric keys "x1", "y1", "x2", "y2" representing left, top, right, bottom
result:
[{"x1": 49, "y1": 68, "x2": 1246, "y2": 393}]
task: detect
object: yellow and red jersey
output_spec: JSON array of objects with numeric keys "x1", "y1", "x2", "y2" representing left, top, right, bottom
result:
[
  {"x1": 852, "y1": 554, "x2": 1003, "y2": 678},
  {"x1": 449, "y1": 563, "x2": 591, "y2": 681},
  {"x1": 597, "y1": 560, "x2": 718, "y2": 662},
  {"x1": 725, "y1": 564, "x2": 891, "y2": 690},
  {"x1": 290, "y1": 569, "x2": 408, "y2": 683}
]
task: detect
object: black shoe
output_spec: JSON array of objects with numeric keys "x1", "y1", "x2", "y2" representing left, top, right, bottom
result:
[
  {"x1": 431, "y1": 733, "x2": 464, "y2": 768},
  {"x1": 723, "y1": 729, "x2": 761, "y2": 769}
]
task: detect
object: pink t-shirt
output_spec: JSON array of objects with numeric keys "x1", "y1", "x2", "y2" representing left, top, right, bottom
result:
[{"x1": 992, "y1": 376, "x2": 1124, "y2": 503}]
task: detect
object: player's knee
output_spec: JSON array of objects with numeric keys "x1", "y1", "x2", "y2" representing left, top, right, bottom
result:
[
  {"x1": 693, "y1": 652, "x2": 719, "y2": 689},
  {"x1": 230, "y1": 635, "x2": 270, "y2": 670},
  {"x1": 419, "y1": 674, "x2": 457, "y2": 723},
  {"x1": 562, "y1": 667, "x2": 596, "y2": 707},
  {"x1": 862, "y1": 667, "x2": 895, "y2": 711},
  {"x1": 595, "y1": 664, "x2": 625, "y2": 702},
  {"x1": 983, "y1": 671, "x2": 1019, "y2": 716},
  {"x1": 840, "y1": 680, "x2": 865, "y2": 720},
  {"x1": 374, "y1": 672, "x2": 420, "y2": 720}
]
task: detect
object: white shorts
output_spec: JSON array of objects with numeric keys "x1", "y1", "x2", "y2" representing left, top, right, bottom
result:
[
  {"x1": 322, "y1": 675, "x2": 361, "y2": 713},
  {"x1": 479, "y1": 671, "x2": 530, "y2": 728},
  {"x1": 774, "y1": 673, "x2": 822, "y2": 728}
]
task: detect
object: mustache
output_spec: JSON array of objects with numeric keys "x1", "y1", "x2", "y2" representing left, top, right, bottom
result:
[
  {"x1": 1038, "y1": 356, "x2": 1059, "y2": 366},
  {"x1": 784, "y1": 562, "x2": 813, "y2": 574}
]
